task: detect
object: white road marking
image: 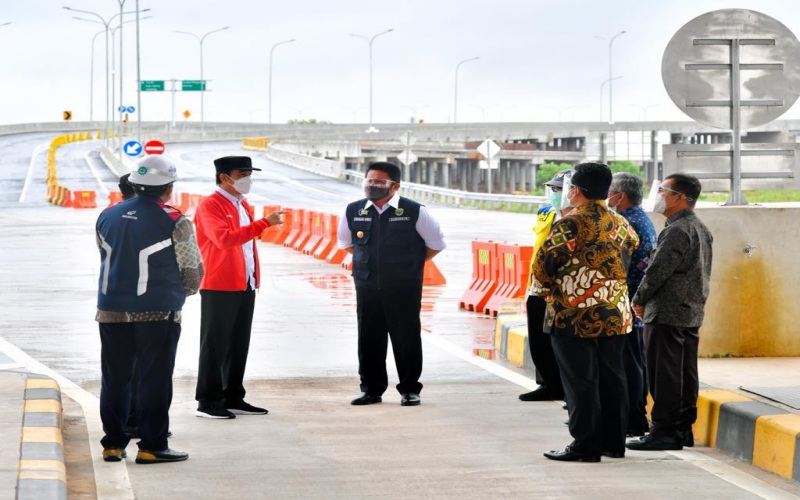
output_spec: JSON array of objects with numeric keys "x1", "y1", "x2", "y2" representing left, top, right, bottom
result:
[
  {"x1": 0, "y1": 337, "x2": 134, "y2": 500},
  {"x1": 18, "y1": 142, "x2": 50, "y2": 203},
  {"x1": 84, "y1": 149, "x2": 111, "y2": 194},
  {"x1": 422, "y1": 330, "x2": 797, "y2": 499},
  {"x1": 667, "y1": 449, "x2": 799, "y2": 499}
]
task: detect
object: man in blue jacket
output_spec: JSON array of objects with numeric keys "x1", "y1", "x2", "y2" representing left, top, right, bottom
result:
[{"x1": 95, "y1": 155, "x2": 203, "y2": 464}]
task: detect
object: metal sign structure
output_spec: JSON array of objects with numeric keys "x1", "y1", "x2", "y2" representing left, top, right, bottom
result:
[
  {"x1": 662, "y1": 9, "x2": 800, "y2": 205},
  {"x1": 476, "y1": 139, "x2": 501, "y2": 193}
]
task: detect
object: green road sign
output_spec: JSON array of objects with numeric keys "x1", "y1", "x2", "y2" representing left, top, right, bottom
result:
[
  {"x1": 181, "y1": 80, "x2": 206, "y2": 91},
  {"x1": 140, "y1": 80, "x2": 165, "y2": 91}
]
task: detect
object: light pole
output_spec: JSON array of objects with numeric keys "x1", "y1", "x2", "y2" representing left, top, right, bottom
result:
[
  {"x1": 0, "y1": 22, "x2": 10, "y2": 28},
  {"x1": 597, "y1": 31, "x2": 626, "y2": 123},
  {"x1": 72, "y1": 13, "x2": 149, "y2": 152},
  {"x1": 599, "y1": 76, "x2": 622, "y2": 121},
  {"x1": 631, "y1": 103, "x2": 659, "y2": 121},
  {"x1": 65, "y1": 6, "x2": 137, "y2": 145},
  {"x1": 174, "y1": 26, "x2": 230, "y2": 134},
  {"x1": 268, "y1": 38, "x2": 295, "y2": 124},
  {"x1": 348, "y1": 28, "x2": 394, "y2": 131},
  {"x1": 453, "y1": 57, "x2": 479, "y2": 123}
]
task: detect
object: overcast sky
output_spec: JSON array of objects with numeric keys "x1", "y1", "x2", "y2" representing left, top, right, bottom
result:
[{"x1": 3, "y1": 0, "x2": 800, "y2": 126}]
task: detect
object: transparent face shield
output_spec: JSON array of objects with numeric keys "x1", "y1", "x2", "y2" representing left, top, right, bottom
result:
[
  {"x1": 644, "y1": 179, "x2": 661, "y2": 212},
  {"x1": 559, "y1": 172, "x2": 574, "y2": 211}
]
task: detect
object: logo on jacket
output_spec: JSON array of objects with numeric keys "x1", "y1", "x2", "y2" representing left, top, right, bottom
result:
[
  {"x1": 395, "y1": 208, "x2": 404, "y2": 216},
  {"x1": 359, "y1": 209, "x2": 369, "y2": 216},
  {"x1": 127, "y1": 210, "x2": 136, "y2": 215}
]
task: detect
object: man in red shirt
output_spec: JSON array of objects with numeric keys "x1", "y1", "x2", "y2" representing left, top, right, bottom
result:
[{"x1": 193, "y1": 156, "x2": 284, "y2": 419}]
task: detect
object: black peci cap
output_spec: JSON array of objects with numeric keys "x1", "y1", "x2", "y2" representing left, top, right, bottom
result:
[{"x1": 213, "y1": 156, "x2": 262, "y2": 173}]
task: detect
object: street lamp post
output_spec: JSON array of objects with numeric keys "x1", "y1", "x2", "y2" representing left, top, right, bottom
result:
[
  {"x1": 599, "y1": 76, "x2": 622, "y2": 121},
  {"x1": 65, "y1": 6, "x2": 137, "y2": 146},
  {"x1": 268, "y1": 38, "x2": 295, "y2": 125},
  {"x1": 348, "y1": 28, "x2": 394, "y2": 131},
  {"x1": 174, "y1": 26, "x2": 230, "y2": 135},
  {"x1": 453, "y1": 57, "x2": 479, "y2": 123},
  {"x1": 631, "y1": 103, "x2": 659, "y2": 121},
  {"x1": 599, "y1": 30, "x2": 626, "y2": 124}
]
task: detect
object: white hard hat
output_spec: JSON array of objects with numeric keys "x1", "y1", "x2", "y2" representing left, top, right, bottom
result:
[{"x1": 129, "y1": 155, "x2": 177, "y2": 186}]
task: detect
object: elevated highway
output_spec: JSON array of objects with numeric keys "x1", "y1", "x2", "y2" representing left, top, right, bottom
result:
[{"x1": 1, "y1": 130, "x2": 799, "y2": 498}]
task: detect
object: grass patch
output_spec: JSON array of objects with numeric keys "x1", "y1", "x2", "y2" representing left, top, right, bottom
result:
[{"x1": 699, "y1": 190, "x2": 800, "y2": 203}]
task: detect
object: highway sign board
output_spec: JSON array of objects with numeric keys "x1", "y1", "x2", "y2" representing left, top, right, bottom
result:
[
  {"x1": 140, "y1": 80, "x2": 165, "y2": 91},
  {"x1": 63, "y1": 110, "x2": 72, "y2": 121},
  {"x1": 123, "y1": 140, "x2": 143, "y2": 157},
  {"x1": 478, "y1": 160, "x2": 498, "y2": 170},
  {"x1": 397, "y1": 150, "x2": 418, "y2": 166},
  {"x1": 477, "y1": 139, "x2": 501, "y2": 159},
  {"x1": 144, "y1": 140, "x2": 165, "y2": 155},
  {"x1": 181, "y1": 80, "x2": 206, "y2": 91}
]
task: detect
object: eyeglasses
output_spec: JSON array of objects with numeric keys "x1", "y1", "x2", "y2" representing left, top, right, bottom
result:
[
  {"x1": 363, "y1": 179, "x2": 396, "y2": 188},
  {"x1": 658, "y1": 185, "x2": 694, "y2": 201}
]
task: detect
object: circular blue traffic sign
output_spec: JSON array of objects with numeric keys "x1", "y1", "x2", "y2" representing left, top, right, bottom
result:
[
  {"x1": 123, "y1": 140, "x2": 143, "y2": 157},
  {"x1": 117, "y1": 105, "x2": 126, "y2": 113},
  {"x1": 126, "y1": 106, "x2": 136, "y2": 113}
]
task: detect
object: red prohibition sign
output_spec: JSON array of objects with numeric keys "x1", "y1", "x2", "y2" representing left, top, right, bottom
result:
[{"x1": 144, "y1": 140, "x2": 165, "y2": 155}]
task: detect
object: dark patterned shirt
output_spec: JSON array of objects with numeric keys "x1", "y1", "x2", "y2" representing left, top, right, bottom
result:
[
  {"x1": 619, "y1": 205, "x2": 658, "y2": 328},
  {"x1": 531, "y1": 201, "x2": 639, "y2": 339},
  {"x1": 632, "y1": 209, "x2": 713, "y2": 328}
]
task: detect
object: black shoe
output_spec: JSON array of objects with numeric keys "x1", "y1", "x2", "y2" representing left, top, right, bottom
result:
[
  {"x1": 401, "y1": 393, "x2": 420, "y2": 406},
  {"x1": 626, "y1": 434, "x2": 683, "y2": 451},
  {"x1": 519, "y1": 387, "x2": 563, "y2": 402},
  {"x1": 351, "y1": 393, "x2": 382, "y2": 405},
  {"x1": 601, "y1": 450, "x2": 625, "y2": 458},
  {"x1": 135, "y1": 448, "x2": 189, "y2": 464},
  {"x1": 226, "y1": 401, "x2": 268, "y2": 415},
  {"x1": 543, "y1": 446, "x2": 600, "y2": 463},
  {"x1": 677, "y1": 429, "x2": 694, "y2": 447},
  {"x1": 195, "y1": 406, "x2": 236, "y2": 419},
  {"x1": 102, "y1": 448, "x2": 127, "y2": 462}
]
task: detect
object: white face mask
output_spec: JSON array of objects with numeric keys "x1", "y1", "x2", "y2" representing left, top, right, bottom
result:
[
  {"x1": 230, "y1": 175, "x2": 252, "y2": 195},
  {"x1": 652, "y1": 195, "x2": 667, "y2": 214}
]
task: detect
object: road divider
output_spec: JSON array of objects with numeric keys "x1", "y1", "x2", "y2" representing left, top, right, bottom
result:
[{"x1": 459, "y1": 240, "x2": 532, "y2": 316}]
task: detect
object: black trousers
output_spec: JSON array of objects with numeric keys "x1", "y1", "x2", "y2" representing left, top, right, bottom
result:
[
  {"x1": 643, "y1": 323, "x2": 700, "y2": 436},
  {"x1": 99, "y1": 319, "x2": 180, "y2": 451},
  {"x1": 356, "y1": 286, "x2": 423, "y2": 396},
  {"x1": 622, "y1": 325, "x2": 649, "y2": 432},
  {"x1": 551, "y1": 334, "x2": 628, "y2": 455},
  {"x1": 526, "y1": 295, "x2": 563, "y2": 395},
  {"x1": 196, "y1": 289, "x2": 256, "y2": 407}
]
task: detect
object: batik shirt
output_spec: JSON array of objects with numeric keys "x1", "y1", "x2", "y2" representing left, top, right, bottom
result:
[
  {"x1": 531, "y1": 201, "x2": 639, "y2": 339},
  {"x1": 619, "y1": 205, "x2": 657, "y2": 328}
]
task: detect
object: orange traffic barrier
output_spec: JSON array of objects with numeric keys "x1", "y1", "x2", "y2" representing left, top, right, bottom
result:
[
  {"x1": 483, "y1": 243, "x2": 533, "y2": 316},
  {"x1": 283, "y1": 209, "x2": 307, "y2": 248},
  {"x1": 259, "y1": 205, "x2": 282, "y2": 242},
  {"x1": 108, "y1": 191, "x2": 124, "y2": 206},
  {"x1": 301, "y1": 211, "x2": 325, "y2": 255},
  {"x1": 423, "y1": 260, "x2": 446, "y2": 286},
  {"x1": 313, "y1": 213, "x2": 339, "y2": 261},
  {"x1": 458, "y1": 241, "x2": 500, "y2": 312},
  {"x1": 73, "y1": 190, "x2": 97, "y2": 208},
  {"x1": 324, "y1": 215, "x2": 348, "y2": 265},
  {"x1": 291, "y1": 210, "x2": 314, "y2": 251},
  {"x1": 271, "y1": 208, "x2": 294, "y2": 245}
]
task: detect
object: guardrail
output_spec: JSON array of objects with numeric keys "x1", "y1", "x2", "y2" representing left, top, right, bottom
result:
[
  {"x1": 342, "y1": 170, "x2": 547, "y2": 211},
  {"x1": 263, "y1": 145, "x2": 343, "y2": 179}
]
